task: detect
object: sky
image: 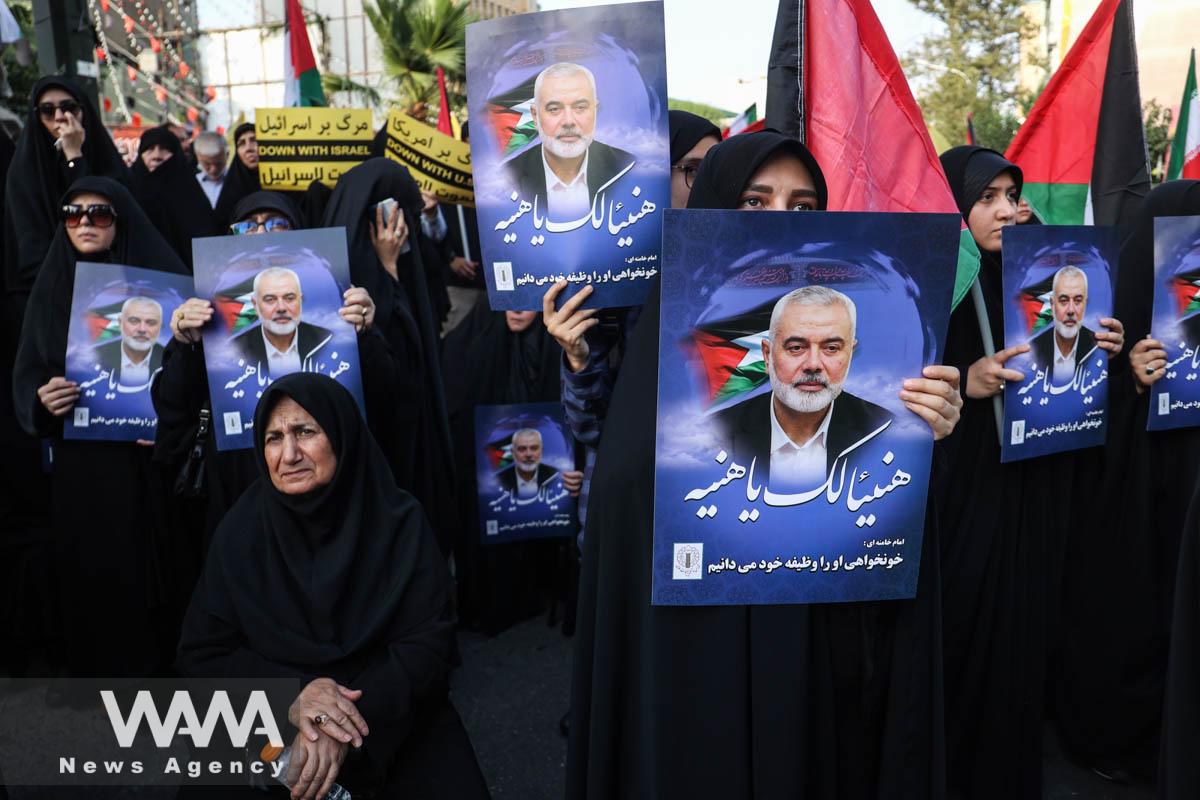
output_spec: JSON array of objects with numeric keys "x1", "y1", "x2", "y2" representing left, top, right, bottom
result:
[{"x1": 536, "y1": 0, "x2": 941, "y2": 115}]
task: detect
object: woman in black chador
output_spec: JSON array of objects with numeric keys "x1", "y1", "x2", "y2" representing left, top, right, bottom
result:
[
  {"x1": 568, "y1": 130, "x2": 963, "y2": 800},
  {"x1": 12, "y1": 176, "x2": 188, "y2": 676},
  {"x1": 178, "y1": 373, "x2": 488, "y2": 798}
]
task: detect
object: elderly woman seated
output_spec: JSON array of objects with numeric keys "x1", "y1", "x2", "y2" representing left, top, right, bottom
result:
[{"x1": 177, "y1": 373, "x2": 488, "y2": 799}]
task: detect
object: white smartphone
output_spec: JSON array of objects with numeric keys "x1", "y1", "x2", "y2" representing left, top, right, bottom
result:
[{"x1": 373, "y1": 197, "x2": 399, "y2": 227}]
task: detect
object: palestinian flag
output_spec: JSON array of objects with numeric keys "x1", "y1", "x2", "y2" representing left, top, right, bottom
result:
[
  {"x1": 765, "y1": 0, "x2": 981, "y2": 309},
  {"x1": 484, "y1": 434, "x2": 514, "y2": 471},
  {"x1": 1005, "y1": 0, "x2": 1149, "y2": 227},
  {"x1": 213, "y1": 276, "x2": 259, "y2": 335},
  {"x1": 283, "y1": 0, "x2": 325, "y2": 107},
  {"x1": 1167, "y1": 49, "x2": 1200, "y2": 181},
  {"x1": 1170, "y1": 267, "x2": 1200, "y2": 321},
  {"x1": 724, "y1": 103, "x2": 759, "y2": 138},
  {"x1": 1016, "y1": 273, "x2": 1056, "y2": 336},
  {"x1": 485, "y1": 75, "x2": 538, "y2": 157},
  {"x1": 84, "y1": 299, "x2": 125, "y2": 343},
  {"x1": 688, "y1": 299, "x2": 776, "y2": 408}
]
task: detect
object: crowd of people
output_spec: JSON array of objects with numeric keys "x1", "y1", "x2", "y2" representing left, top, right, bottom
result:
[{"x1": 0, "y1": 64, "x2": 1198, "y2": 800}]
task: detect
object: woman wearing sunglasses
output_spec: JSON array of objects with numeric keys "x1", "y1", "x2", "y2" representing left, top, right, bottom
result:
[{"x1": 12, "y1": 176, "x2": 189, "y2": 680}]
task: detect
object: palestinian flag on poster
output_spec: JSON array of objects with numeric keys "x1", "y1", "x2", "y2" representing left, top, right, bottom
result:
[
  {"x1": 213, "y1": 276, "x2": 259, "y2": 335},
  {"x1": 283, "y1": 0, "x2": 326, "y2": 107},
  {"x1": 1005, "y1": 0, "x2": 1150, "y2": 227},
  {"x1": 1170, "y1": 266, "x2": 1200, "y2": 321},
  {"x1": 484, "y1": 434, "x2": 514, "y2": 471},
  {"x1": 485, "y1": 75, "x2": 538, "y2": 158},
  {"x1": 724, "y1": 103, "x2": 758, "y2": 138},
  {"x1": 1167, "y1": 49, "x2": 1200, "y2": 181},
  {"x1": 84, "y1": 299, "x2": 125, "y2": 343},
  {"x1": 688, "y1": 298, "x2": 776, "y2": 408},
  {"x1": 1017, "y1": 274, "x2": 1056, "y2": 336}
]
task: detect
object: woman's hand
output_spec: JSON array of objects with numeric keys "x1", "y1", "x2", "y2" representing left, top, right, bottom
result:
[
  {"x1": 38, "y1": 376, "x2": 79, "y2": 417},
  {"x1": 58, "y1": 111, "x2": 86, "y2": 160},
  {"x1": 288, "y1": 677, "x2": 369, "y2": 748},
  {"x1": 285, "y1": 730, "x2": 349, "y2": 800},
  {"x1": 450, "y1": 256, "x2": 479, "y2": 281},
  {"x1": 171, "y1": 298, "x2": 213, "y2": 344},
  {"x1": 543, "y1": 282, "x2": 597, "y2": 373},
  {"x1": 562, "y1": 469, "x2": 584, "y2": 497},
  {"x1": 1129, "y1": 336, "x2": 1168, "y2": 394},
  {"x1": 899, "y1": 365, "x2": 963, "y2": 441},
  {"x1": 339, "y1": 286, "x2": 376, "y2": 332},
  {"x1": 965, "y1": 344, "x2": 1029, "y2": 399},
  {"x1": 370, "y1": 203, "x2": 409, "y2": 280},
  {"x1": 1096, "y1": 316, "x2": 1126, "y2": 355}
]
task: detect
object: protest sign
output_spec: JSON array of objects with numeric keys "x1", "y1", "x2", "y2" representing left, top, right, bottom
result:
[
  {"x1": 382, "y1": 111, "x2": 474, "y2": 206},
  {"x1": 1148, "y1": 215, "x2": 1200, "y2": 430},
  {"x1": 255, "y1": 108, "x2": 373, "y2": 190}
]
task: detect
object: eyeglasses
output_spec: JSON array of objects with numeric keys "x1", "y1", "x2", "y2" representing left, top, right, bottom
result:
[
  {"x1": 672, "y1": 163, "x2": 700, "y2": 188},
  {"x1": 230, "y1": 217, "x2": 292, "y2": 235},
  {"x1": 60, "y1": 203, "x2": 117, "y2": 228},
  {"x1": 36, "y1": 99, "x2": 81, "y2": 120}
]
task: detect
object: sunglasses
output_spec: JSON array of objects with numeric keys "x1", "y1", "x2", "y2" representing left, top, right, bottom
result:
[
  {"x1": 60, "y1": 203, "x2": 117, "y2": 228},
  {"x1": 230, "y1": 217, "x2": 292, "y2": 235},
  {"x1": 37, "y1": 99, "x2": 81, "y2": 120}
]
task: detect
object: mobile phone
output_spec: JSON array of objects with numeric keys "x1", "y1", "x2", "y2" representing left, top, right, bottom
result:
[{"x1": 373, "y1": 197, "x2": 399, "y2": 227}]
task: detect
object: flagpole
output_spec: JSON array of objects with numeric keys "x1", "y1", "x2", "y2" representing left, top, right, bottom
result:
[
  {"x1": 456, "y1": 205, "x2": 472, "y2": 262},
  {"x1": 970, "y1": 277, "x2": 1004, "y2": 446}
]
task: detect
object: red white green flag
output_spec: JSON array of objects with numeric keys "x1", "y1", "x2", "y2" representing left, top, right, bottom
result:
[
  {"x1": 1005, "y1": 0, "x2": 1149, "y2": 227},
  {"x1": 688, "y1": 298, "x2": 776, "y2": 408},
  {"x1": 284, "y1": 0, "x2": 326, "y2": 107},
  {"x1": 724, "y1": 103, "x2": 759, "y2": 138},
  {"x1": 213, "y1": 276, "x2": 259, "y2": 335},
  {"x1": 484, "y1": 75, "x2": 538, "y2": 157},
  {"x1": 1167, "y1": 49, "x2": 1200, "y2": 181}
]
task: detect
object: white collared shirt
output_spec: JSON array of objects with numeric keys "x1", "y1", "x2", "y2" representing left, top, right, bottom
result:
[
  {"x1": 262, "y1": 325, "x2": 302, "y2": 377},
  {"x1": 119, "y1": 345, "x2": 151, "y2": 386},
  {"x1": 541, "y1": 147, "x2": 590, "y2": 220},
  {"x1": 1052, "y1": 332, "x2": 1080, "y2": 385},
  {"x1": 196, "y1": 171, "x2": 224, "y2": 208},
  {"x1": 769, "y1": 396, "x2": 835, "y2": 490},
  {"x1": 516, "y1": 469, "x2": 540, "y2": 499}
]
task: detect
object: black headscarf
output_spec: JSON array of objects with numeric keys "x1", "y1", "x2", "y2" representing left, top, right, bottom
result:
[
  {"x1": 568, "y1": 132, "x2": 947, "y2": 799},
  {"x1": 667, "y1": 110, "x2": 720, "y2": 165},
  {"x1": 178, "y1": 373, "x2": 458, "y2": 779},
  {"x1": 938, "y1": 145, "x2": 1024, "y2": 220},
  {"x1": 297, "y1": 180, "x2": 333, "y2": 229},
  {"x1": 687, "y1": 127, "x2": 829, "y2": 211},
  {"x1": 4, "y1": 76, "x2": 129, "y2": 299},
  {"x1": 212, "y1": 122, "x2": 261, "y2": 229},
  {"x1": 13, "y1": 177, "x2": 187, "y2": 438},
  {"x1": 129, "y1": 125, "x2": 219, "y2": 270},
  {"x1": 230, "y1": 190, "x2": 303, "y2": 229}
]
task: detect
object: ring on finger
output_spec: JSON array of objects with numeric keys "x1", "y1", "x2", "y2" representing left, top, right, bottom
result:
[{"x1": 313, "y1": 713, "x2": 329, "y2": 726}]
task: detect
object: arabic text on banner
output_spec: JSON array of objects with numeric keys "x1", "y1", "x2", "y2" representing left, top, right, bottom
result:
[
  {"x1": 255, "y1": 108, "x2": 374, "y2": 190},
  {"x1": 383, "y1": 111, "x2": 474, "y2": 207}
]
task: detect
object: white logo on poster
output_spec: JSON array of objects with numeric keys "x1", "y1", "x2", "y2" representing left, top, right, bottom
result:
[
  {"x1": 1010, "y1": 419, "x2": 1025, "y2": 445},
  {"x1": 494, "y1": 262, "x2": 514, "y2": 291},
  {"x1": 486, "y1": 520, "x2": 499, "y2": 536},
  {"x1": 223, "y1": 411, "x2": 243, "y2": 436},
  {"x1": 673, "y1": 543, "x2": 703, "y2": 580},
  {"x1": 1159, "y1": 392, "x2": 1171, "y2": 415},
  {"x1": 73, "y1": 407, "x2": 89, "y2": 428}
]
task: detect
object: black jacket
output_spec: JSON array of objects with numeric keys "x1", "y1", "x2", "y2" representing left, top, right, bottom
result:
[
  {"x1": 93, "y1": 339, "x2": 165, "y2": 384},
  {"x1": 712, "y1": 389, "x2": 895, "y2": 478},
  {"x1": 230, "y1": 321, "x2": 332, "y2": 379},
  {"x1": 496, "y1": 462, "x2": 559, "y2": 496},
  {"x1": 503, "y1": 140, "x2": 636, "y2": 212},
  {"x1": 1028, "y1": 325, "x2": 1097, "y2": 376}
]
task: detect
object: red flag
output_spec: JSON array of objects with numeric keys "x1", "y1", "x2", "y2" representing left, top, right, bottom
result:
[{"x1": 436, "y1": 67, "x2": 453, "y2": 136}]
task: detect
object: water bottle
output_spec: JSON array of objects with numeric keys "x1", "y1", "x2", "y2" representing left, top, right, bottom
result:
[{"x1": 257, "y1": 742, "x2": 353, "y2": 799}]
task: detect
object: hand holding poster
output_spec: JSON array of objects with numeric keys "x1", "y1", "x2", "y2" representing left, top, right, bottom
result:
[
  {"x1": 652, "y1": 210, "x2": 959, "y2": 606},
  {"x1": 382, "y1": 111, "x2": 474, "y2": 206},
  {"x1": 1148, "y1": 216, "x2": 1200, "y2": 430},
  {"x1": 465, "y1": 1, "x2": 670, "y2": 310},
  {"x1": 475, "y1": 402, "x2": 578, "y2": 544},
  {"x1": 192, "y1": 228, "x2": 365, "y2": 450},
  {"x1": 256, "y1": 108, "x2": 373, "y2": 190},
  {"x1": 1000, "y1": 225, "x2": 1119, "y2": 460},
  {"x1": 64, "y1": 262, "x2": 192, "y2": 442}
]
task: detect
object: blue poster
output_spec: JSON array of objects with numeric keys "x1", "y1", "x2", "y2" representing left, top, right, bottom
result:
[
  {"x1": 1148, "y1": 215, "x2": 1200, "y2": 431},
  {"x1": 465, "y1": 1, "x2": 669, "y2": 311},
  {"x1": 63, "y1": 262, "x2": 192, "y2": 442},
  {"x1": 192, "y1": 228, "x2": 365, "y2": 451},
  {"x1": 474, "y1": 402, "x2": 577, "y2": 544},
  {"x1": 651, "y1": 209, "x2": 959, "y2": 606},
  {"x1": 1000, "y1": 225, "x2": 1118, "y2": 461}
]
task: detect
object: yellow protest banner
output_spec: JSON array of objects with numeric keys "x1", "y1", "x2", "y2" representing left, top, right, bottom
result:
[
  {"x1": 382, "y1": 111, "x2": 474, "y2": 207},
  {"x1": 255, "y1": 108, "x2": 374, "y2": 190}
]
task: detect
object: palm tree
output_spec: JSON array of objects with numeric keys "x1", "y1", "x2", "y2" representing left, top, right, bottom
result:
[{"x1": 364, "y1": 0, "x2": 473, "y2": 120}]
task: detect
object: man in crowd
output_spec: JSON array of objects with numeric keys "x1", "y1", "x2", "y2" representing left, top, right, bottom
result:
[{"x1": 193, "y1": 131, "x2": 228, "y2": 209}]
